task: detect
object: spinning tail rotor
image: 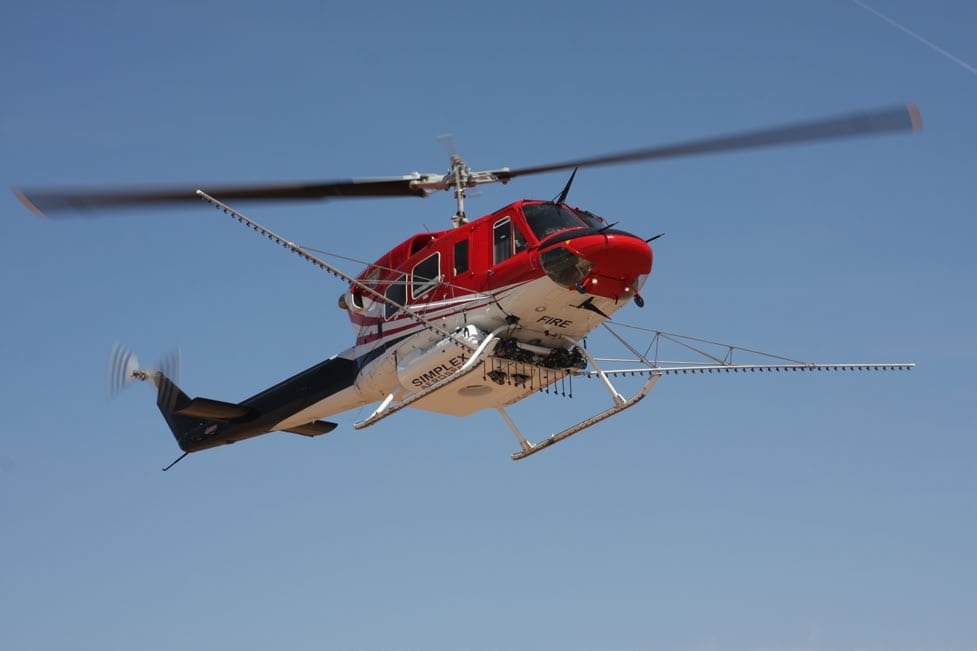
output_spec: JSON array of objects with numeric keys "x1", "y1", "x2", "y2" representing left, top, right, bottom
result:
[
  {"x1": 107, "y1": 343, "x2": 181, "y2": 397},
  {"x1": 107, "y1": 344, "x2": 140, "y2": 397}
]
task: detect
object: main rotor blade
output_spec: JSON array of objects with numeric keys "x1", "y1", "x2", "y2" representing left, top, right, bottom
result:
[
  {"x1": 13, "y1": 104, "x2": 921, "y2": 218},
  {"x1": 497, "y1": 104, "x2": 922, "y2": 181},
  {"x1": 13, "y1": 175, "x2": 429, "y2": 217}
]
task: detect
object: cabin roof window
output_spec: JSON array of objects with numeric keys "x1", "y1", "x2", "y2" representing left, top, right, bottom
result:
[
  {"x1": 522, "y1": 203, "x2": 587, "y2": 240},
  {"x1": 410, "y1": 234, "x2": 435, "y2": 256}
]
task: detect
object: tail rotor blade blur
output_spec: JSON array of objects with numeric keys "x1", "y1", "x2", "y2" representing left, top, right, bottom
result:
[
  {"x1": 106, "y1": 345, "x2": 180, "y2": 398},
  {"x1": 107, "y1": 343, "x2": 141, "y2": 397},
  {"x1": 157, "y1": 348, "x2": 181, "y2": 387}
]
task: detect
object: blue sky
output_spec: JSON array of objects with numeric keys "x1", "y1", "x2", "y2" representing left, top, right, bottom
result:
[{"x1": 1, "y1": 1, "x2": 974, "y2": 650}]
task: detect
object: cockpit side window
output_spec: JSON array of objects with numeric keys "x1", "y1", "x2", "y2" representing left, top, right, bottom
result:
[
  {"x1": 493, "y1": 217, "x2": 514, "y2": 264},
  {"x1": 514, "y1": 224, "x2": 527, "y2": 253}
]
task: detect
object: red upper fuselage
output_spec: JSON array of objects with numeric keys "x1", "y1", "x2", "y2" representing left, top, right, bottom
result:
[{"x1": 344, "y1": 200, "x2": 653, "y2": 346}]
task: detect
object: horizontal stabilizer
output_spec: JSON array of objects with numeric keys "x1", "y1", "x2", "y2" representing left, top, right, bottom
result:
[
  {"x1": 283, "y1": 421, "x2": 338, "y2": 437},
  {"x1": 175, "y1": 397, "x2": 258, "y2": 422}
]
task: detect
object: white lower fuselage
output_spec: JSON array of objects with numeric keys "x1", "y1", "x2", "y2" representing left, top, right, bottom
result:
[{"x1": 273, "y1": 275, "x2": 636, "y2": 430}]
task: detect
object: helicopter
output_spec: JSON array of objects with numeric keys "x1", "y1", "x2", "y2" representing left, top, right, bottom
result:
[{"x1": 14, "y1": 104, "x2": 921, "y2": 469}]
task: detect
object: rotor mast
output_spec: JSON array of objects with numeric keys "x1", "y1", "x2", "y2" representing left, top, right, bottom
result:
[
  {"x1": 450, "y1": 154, "x2": 469, "y2": 227},
  {"x1": 408, "y1": 154, "x2": 511, "y2": 227}
]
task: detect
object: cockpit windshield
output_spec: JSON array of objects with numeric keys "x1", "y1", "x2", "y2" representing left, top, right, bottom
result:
[
  {"x1": 572, "y1": 208, "x2": 606, "y2": 229},
  {"x1": 522, "y1": 203, "x2": 587, "y2": 240}
]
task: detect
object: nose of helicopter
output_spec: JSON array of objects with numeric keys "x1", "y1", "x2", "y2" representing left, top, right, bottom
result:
[{"x1": 539, "y1": 231, "x2": 653, "y2": 301}]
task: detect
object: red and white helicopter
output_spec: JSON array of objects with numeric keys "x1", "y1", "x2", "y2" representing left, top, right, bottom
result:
[{"x1": 15, "y1": 105, "x2": 920, "y2": 469}]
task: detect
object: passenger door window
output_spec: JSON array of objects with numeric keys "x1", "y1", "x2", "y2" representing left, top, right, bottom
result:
[
  {"x1": 412, "y1": 253, "x2": 441, "y2": 299},
  {"x1": 384, "y1": 275, "x2": 406, "y2": 319},
  {"x1": 454, "y1": 239, "x2": 469, "y2": 275}
]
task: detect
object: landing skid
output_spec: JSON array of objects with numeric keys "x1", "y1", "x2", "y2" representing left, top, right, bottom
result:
[
  {"x1": 502, "y1": 373, "x2": 659, "y2": 460},
  {"x1": 503, "y1": 321, "x2": 913, "y2": 460},
  {"x1": 500, "y1": 336, "x2": 660, "y2": 459},
  {"x1": 356, "y1": 318, "x2": 912, "y2": 462}
]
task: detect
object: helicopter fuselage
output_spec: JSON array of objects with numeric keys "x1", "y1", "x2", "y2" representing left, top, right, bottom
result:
[{"x1": 272, "y1": 200, "x2": 653, "y2": 430}]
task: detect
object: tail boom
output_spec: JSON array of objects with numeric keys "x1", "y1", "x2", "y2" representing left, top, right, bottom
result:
[
  {"x1": 126, "y1": 353, "x2": 359, "y2": 454},
  {"x1": 179, "y1": 356, "x2": 356, "y2": 452}
]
